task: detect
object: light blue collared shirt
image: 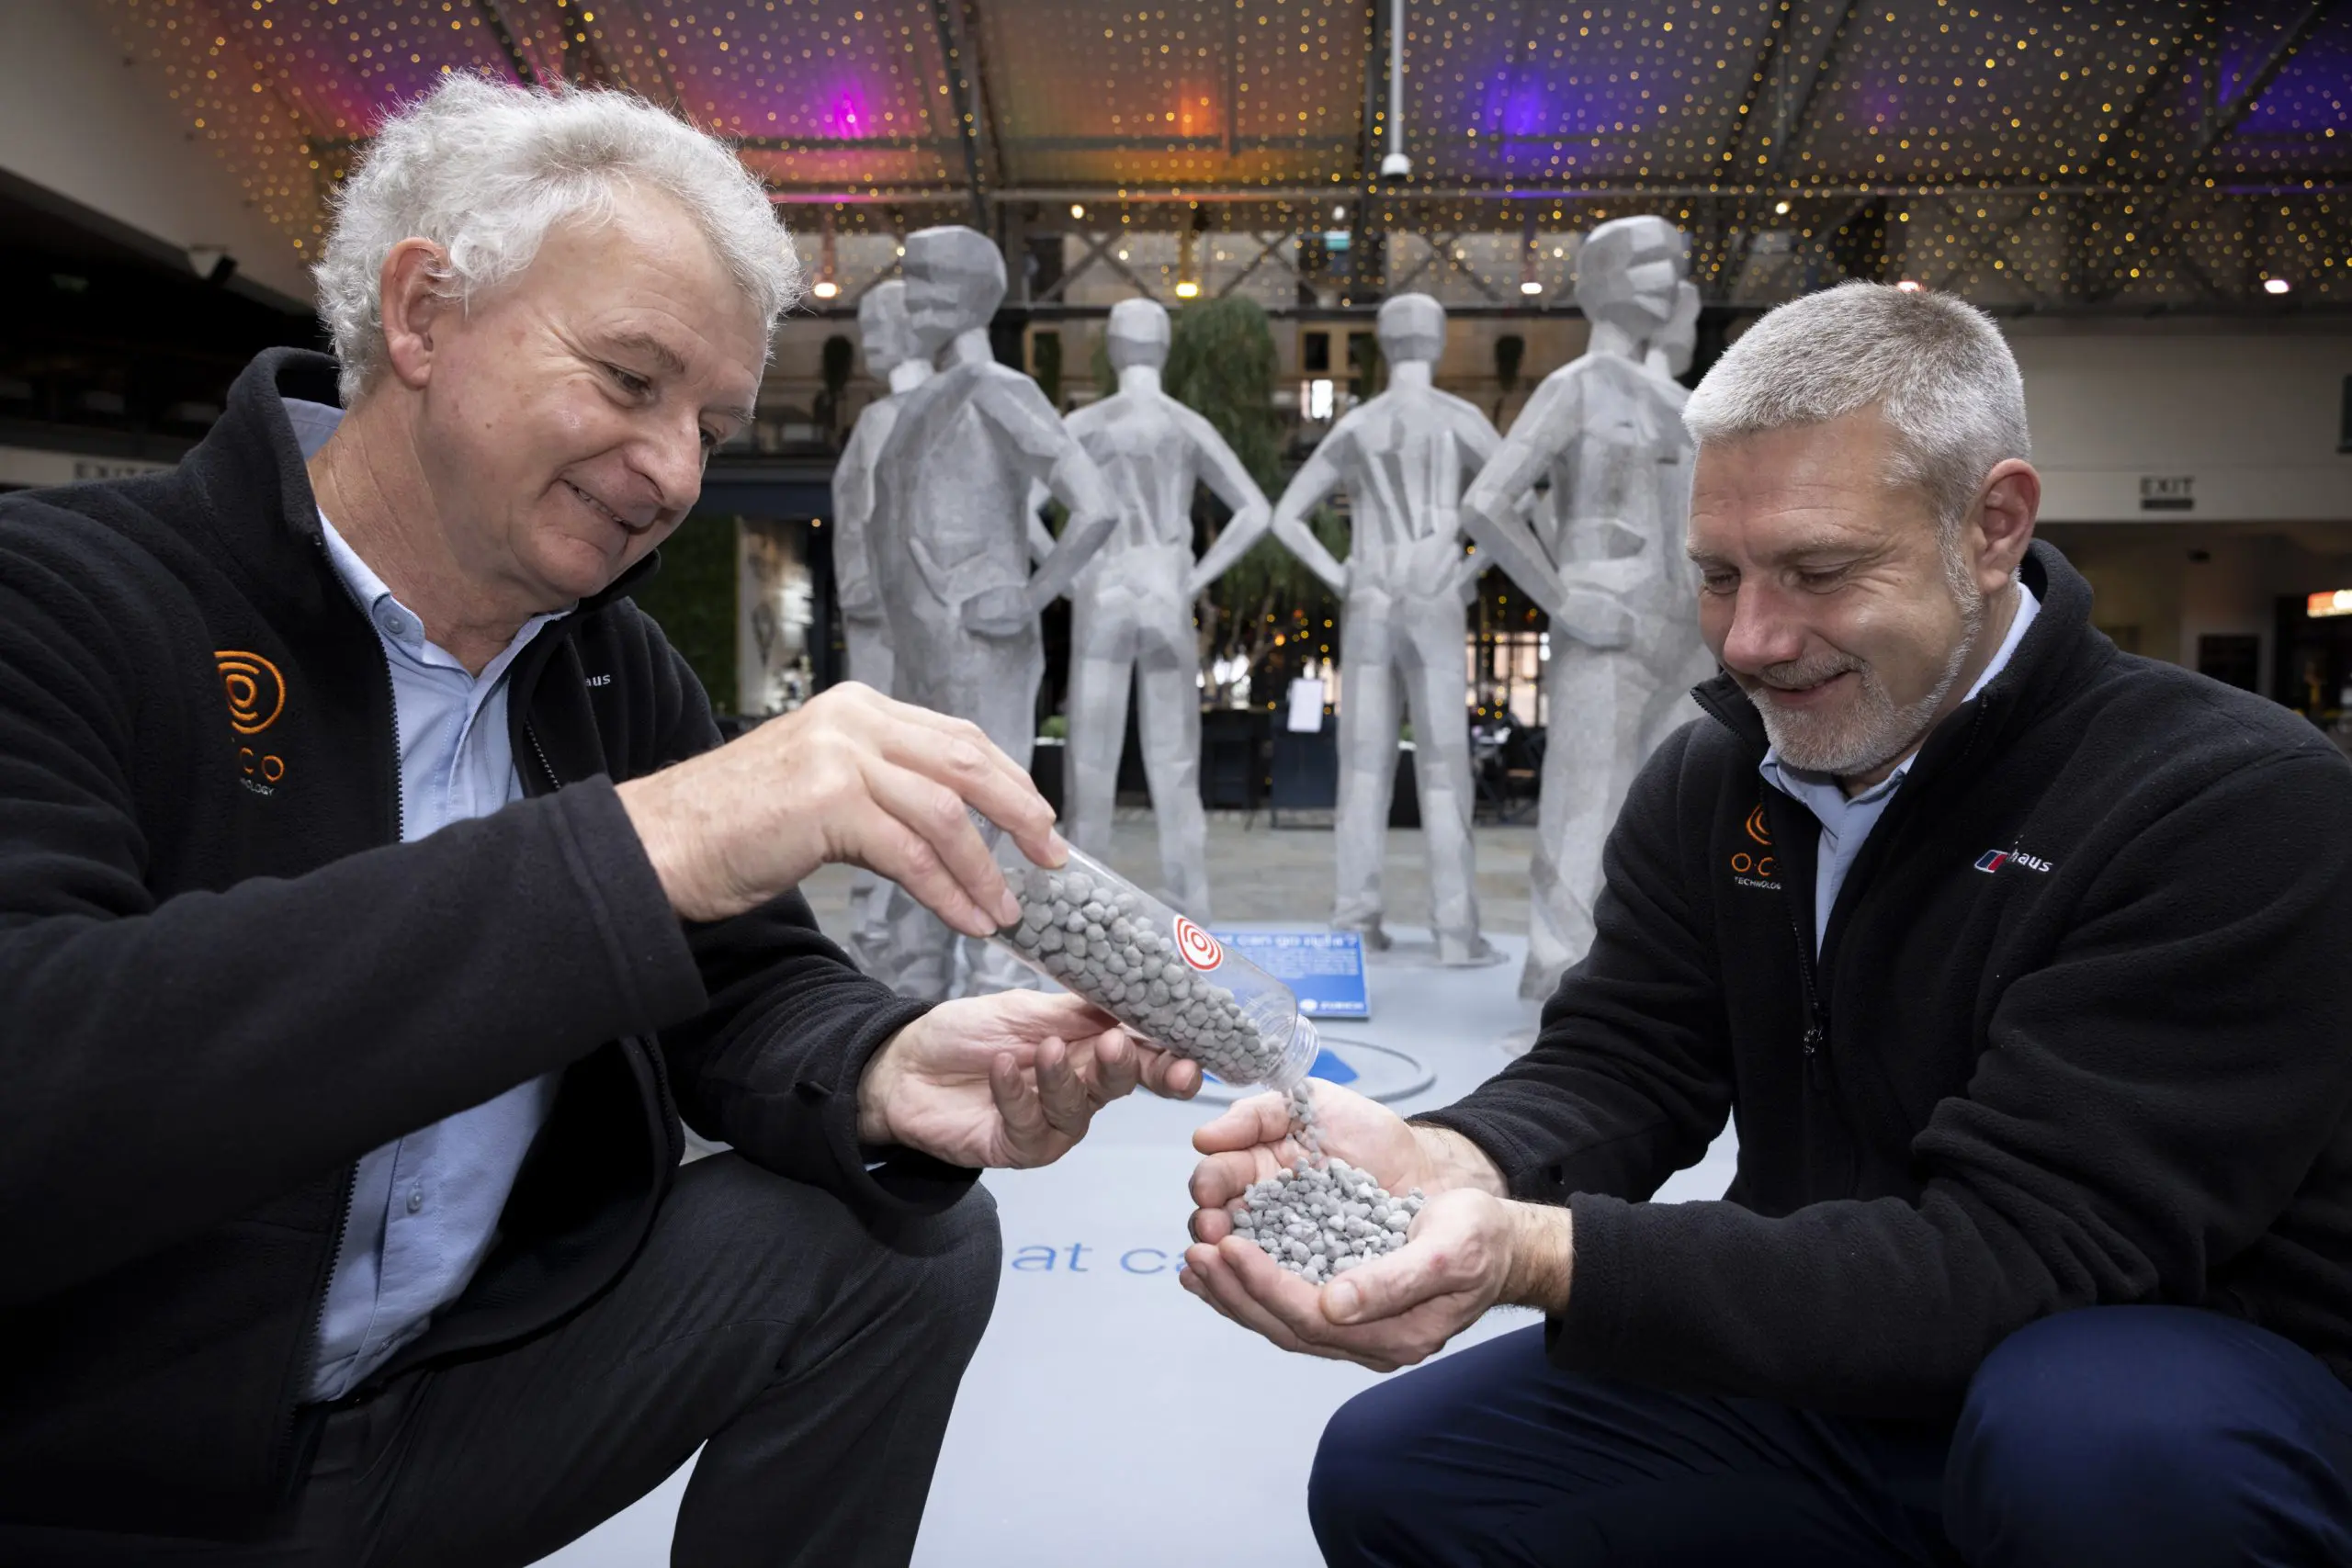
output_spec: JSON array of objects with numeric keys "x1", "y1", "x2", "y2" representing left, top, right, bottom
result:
[
  {"x1": 1759, "y1": 583, "x2": 2040, "y2": 953},
  {"x1": 291, "y1": 398, "x2": 570, "y2": 1402}
]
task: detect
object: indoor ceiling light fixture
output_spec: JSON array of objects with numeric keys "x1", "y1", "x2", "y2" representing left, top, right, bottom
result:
[
  {"x1": 1070, "y1": 203, "x2": 1087, "y2": 220},
  {"x1": 2264, "y1": 276, "x2": 2291, "y2": 294},
  {"x1": 811, "y1": 213, "x2": 839, "y2": 299}
]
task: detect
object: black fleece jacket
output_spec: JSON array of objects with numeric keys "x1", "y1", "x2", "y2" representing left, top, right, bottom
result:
[
  {"x1": 1420, "y1": 542, "x2": 2352, "y2": 1419},
  {"x1": 0, "y1": 349, "x2": 972, "y2": 1534}
]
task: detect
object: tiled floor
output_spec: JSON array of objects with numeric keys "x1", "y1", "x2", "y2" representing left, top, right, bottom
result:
[{"x1": 532, "y1": 812, "x2": 1739, "y2": 1568}]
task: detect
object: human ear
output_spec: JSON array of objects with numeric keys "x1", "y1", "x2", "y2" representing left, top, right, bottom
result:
[
  {"x1": 1970, "y1": 458, "x2": 2041, "y2": 593},
  {"x1": 378, "y1": 239, "x2": 456, "y2": 392}
]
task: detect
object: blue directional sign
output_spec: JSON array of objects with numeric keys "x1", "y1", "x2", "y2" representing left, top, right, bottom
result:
[{"x1": 1212, "y1": 928, "x2": 1371, "y2": 1021}]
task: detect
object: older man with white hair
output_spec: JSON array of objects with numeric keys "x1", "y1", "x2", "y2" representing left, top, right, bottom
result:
[
  {"x1": 1182, "y1": 281, "x2": 2352, "y2": 1564},
  {"x1": 0, "y1": 78, "x2": 1197, "y2": 1563}
]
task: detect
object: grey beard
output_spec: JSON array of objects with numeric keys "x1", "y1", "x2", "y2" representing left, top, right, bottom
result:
[{"x1": 1757, "y1": 592, "x2": 1987, "y2": 777}]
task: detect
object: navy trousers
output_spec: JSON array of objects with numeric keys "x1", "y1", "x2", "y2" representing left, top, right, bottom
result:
[{"x1": 1311, "y1": 1307, "x2": 2352, "y2": 1567}]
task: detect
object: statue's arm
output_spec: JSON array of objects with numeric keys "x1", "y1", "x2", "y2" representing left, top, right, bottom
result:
[
  {"x1": 1178, "y1": 408, "x2": 1272, "y2": 594},
  {"x1": 1450, "y1": 400, "x2": 1505, "y2": 471},
  {"x1": 1263, "y1": 430, "x2": 1351, "y2": 594},
  {"x1": 977, "y1": 375, "x2": 1117, "y2": 613},
  {"x1": 831, "y1": 414, "x2": 883, "y2": 616},
  {"x1": 1456, "y1": 376, "x2": 1581, "y2": 620}
]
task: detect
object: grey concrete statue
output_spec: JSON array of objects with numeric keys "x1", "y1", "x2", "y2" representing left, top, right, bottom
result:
[
  {"x1": 866, "y1": 225, "x2": 1120, "y2": 1001},
  {"x1": 1458, "y1": 216, "x2": 1716, "y2": 1000},
  {"x1": 1647, "y1": 278, "x2": 1702, "y2": 381},
  {"x1": 1049, "y1": 298, "x2": 1271, "y2": 919},
  {"x1": 831, "y1": 280, "x2": 933, "y2": 972},
  {"x1": 1200, "y1": 292, "x2": 1498, "y2": 964}
]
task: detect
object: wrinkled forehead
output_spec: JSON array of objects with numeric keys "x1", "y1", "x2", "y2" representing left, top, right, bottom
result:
[{"x1": 1688, "y1": 410, "x2": 1930, "y2": 536}]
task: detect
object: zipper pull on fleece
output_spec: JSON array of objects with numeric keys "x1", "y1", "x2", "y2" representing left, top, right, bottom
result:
[{"x1": 1803, "y1": 1021, "x2": 1827, "y2": 1089}]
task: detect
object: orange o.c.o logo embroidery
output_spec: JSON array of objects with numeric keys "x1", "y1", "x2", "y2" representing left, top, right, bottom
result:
[
  {"x1": 1744, "y1": 804, "x2": 1773, "y2": 847},
  {"x1": 216, "y1": 651, "x2": 286, "y2": 736}
]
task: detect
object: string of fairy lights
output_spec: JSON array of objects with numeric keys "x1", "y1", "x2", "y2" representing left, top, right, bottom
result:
[{"x1": 102, "y1": 0, "x2": 2348, "y2": 310}]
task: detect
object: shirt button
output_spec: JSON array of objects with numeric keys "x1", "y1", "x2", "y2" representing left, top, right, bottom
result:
[{"x1": 405, "y1": 1187, "x2": 424, "y2": 1214}]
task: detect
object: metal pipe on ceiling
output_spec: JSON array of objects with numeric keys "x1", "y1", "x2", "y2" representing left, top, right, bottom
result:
[{"x1": 1378, "y1": 0, "x2": 1411, "y2": 183}]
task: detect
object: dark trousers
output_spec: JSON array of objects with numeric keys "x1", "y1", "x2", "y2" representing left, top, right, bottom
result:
[
  {"x1": 1311, "y1": 1308, "x2": 2352, "y2": 1567},
  {"x1": 1, "y1": 1155, "x2": 1001, "y2": 1567}
]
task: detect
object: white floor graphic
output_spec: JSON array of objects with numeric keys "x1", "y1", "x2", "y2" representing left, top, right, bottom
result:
[{"x1": 532, "y1": 931, "x2": 1740, "y2": 1567}]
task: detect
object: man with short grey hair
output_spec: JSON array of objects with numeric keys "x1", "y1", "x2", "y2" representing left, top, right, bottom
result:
[
  {"x1": 1183, "y1": 280, "x2": 2352, "y2": 1563},
  {"x1": 0, "y1": 77, "x2": 1197, "y2": 1563}
]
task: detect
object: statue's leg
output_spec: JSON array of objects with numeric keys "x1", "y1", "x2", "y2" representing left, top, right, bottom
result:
[
  {"x1": 1134, "y1": 609, "x2": 1211, "y2": 920},
  {"x1": 842, "y1": 615, "x2": 897, "y2": 974},
  {"x1": 1332, "y1": 596, "x2": 1400, "y2": 944},
  {"x1": 1522, "y1": 649, "x2": 1664, "y2": 1000},
  {"x1": 1063, "y1": 587, "x2": 1133, "y2": 864},
  {"x1": 1397, "y1": 593, "x2": 1490, "y2": 964},
  {"x1": 842, "y1": 613, "x2": 896, "y2": 701},
  {"x1": 957, "y1": 632, "x2": 1049, "y2": 996},
  {"x1": 873, "y1": 613, "x2": 1022, "y2": 1001}
]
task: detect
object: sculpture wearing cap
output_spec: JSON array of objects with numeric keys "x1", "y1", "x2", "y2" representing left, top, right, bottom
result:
[
  {"x1": 1053, "y1": 298, "x2": 1271, "y2": 919},
  {"x1": 830, "y1": 280, "x2": 933, "y2": 970},
  {"x1": 867, "y1": 225, "x2": 1120, "y2": 1000},
  {"x1": 1202, "y1": 292, "x2": 1499, "y2": 964},
  {"x1": 1457, "y1": 216, "x2": 1717, "y2": 1001}
]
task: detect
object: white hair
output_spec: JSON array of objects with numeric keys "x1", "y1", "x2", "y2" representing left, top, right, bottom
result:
[
  {"x1": 1682, "y1": 280, "x2": 2030, "y2": 536},
  {"x1": 315, "y1": 74, "x2": 799, "y2": 403}
]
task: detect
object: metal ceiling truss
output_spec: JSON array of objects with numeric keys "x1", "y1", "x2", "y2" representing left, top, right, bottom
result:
[
  {"x1": 1029, "y1": 230, "x2": 1159, "y2": 304},
  {"x1": 2122, "y1": 0, "x2": 2335, "y2": 291},
  {"x1": 1213, "y1": 232, "x2": 1303, "y2": 299},
  {"x1": 1698, "y1": 0, "x2": 1865, "y2": 297},
  {"x1": 927, "y1": 0, "x2": 991, "y2": 229}
]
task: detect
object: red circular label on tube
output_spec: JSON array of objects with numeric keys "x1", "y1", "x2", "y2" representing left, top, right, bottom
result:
[{"x1": 1173, "y1": 916, "x2": 1224, "y2": 972}]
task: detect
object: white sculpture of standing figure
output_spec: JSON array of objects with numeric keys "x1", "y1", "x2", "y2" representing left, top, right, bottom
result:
[
  {"x1": 830, "y1": 279, "x2": 932, "y2": 972},
  {"x1": 1057, "y1": 298, "x2": 1270, "y2": 919},
  {"x1": 868, "y1": 225, "x2": 1120, "y2": 1001},
  {"x1": 1204, "y1": 292, "x2": 1498, "y2": 964},
  {"x1": 1458, "y1": 216, "x2": 1717, "y2": 1001}
]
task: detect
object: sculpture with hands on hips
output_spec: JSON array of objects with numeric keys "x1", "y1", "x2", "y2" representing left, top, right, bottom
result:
[
  {"x1": 867, "y1": 225, "x2": 1121, "y2": 1001},
  {"x1": 1456, "y1": 216, "x2": 1717, "y2": 1001},
  {"x1": 1200, "y1": 292, "x2": 1499, "y2": 964},
  {"x1": 831, "y1": 280, "x2": 933, "y2": 973},
  {"x1": 1052, "y1": 298, "x2": 1270, "y2": 919}
]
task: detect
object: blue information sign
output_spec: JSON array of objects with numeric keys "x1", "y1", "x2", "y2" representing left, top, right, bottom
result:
[{"x1": 1211, "y1": 929, "x2": 1371, "y2": 1021}]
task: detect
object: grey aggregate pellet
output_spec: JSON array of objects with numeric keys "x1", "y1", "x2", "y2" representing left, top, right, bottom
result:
[
  {"x1": 994, "y1": 863, "x2": 1291, "y2": 1085},
  {"x1": 1227, "y1": 1090, "x2": 1425, "y2": 1281}
]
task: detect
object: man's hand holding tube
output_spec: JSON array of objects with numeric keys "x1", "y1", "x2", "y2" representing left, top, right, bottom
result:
[
  {"x1": 1182, "y1": 1083, "x2": 1575, "y2": 1371},
  {"x1": 615, "y1": 681, "x2": 1200, "y2": 1171}
]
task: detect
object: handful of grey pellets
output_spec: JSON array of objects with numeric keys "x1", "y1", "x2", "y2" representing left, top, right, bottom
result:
[
  {"x1": 1229, "y1": 1087, "x2": 1427, "y2": 1285},
  {"x1": 996, "y1": 864, "x2": 1287, "y2": 1085}
]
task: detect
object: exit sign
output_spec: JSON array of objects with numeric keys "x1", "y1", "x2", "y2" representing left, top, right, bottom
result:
[{"x1": 2140, "y1": 475, "x2": 2195, "y2": 513}]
